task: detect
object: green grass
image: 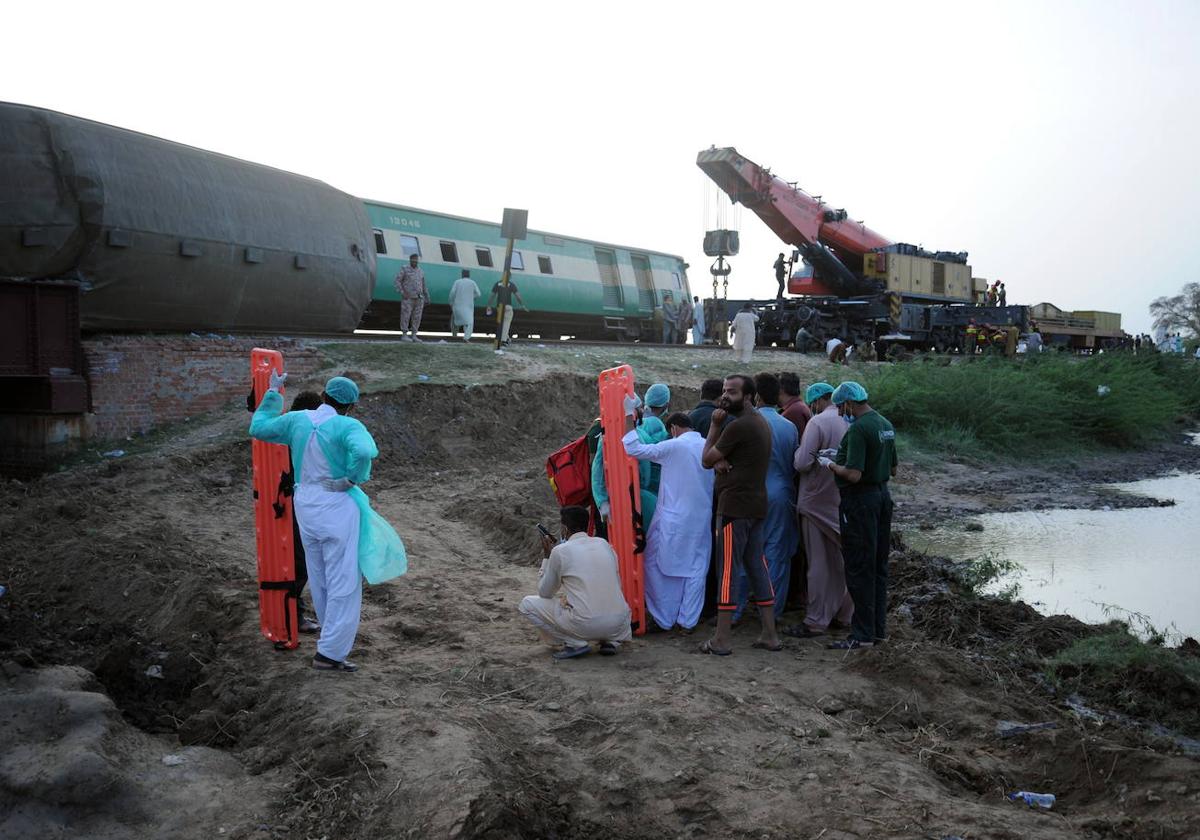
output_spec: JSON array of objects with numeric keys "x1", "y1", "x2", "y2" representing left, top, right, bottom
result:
[
  {"x1": 1046, "y1": 630, "x2": 1200, "y2": 734},
  {"x1": 862, "y1": 353, "x2": 1200, "y2": 459},
  {"x1": 313, "y1": 340, "x2": 844, "y2": 394},
  {"x1": 313, "y1": 341, "x2": 1199, "y2": 461}
]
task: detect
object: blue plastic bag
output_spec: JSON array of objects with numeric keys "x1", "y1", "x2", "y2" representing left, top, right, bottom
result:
[{"x1": 348, "y1": 487, "x2": 408, "y2": 584}]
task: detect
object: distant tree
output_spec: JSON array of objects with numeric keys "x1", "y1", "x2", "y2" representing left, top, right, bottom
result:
[{"x1": 1149, "y1": 282, "x2": 1200, "y2": 337}]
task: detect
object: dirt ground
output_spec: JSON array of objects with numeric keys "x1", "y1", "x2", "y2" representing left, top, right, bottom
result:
[{"x1": 3, "y1": 363, "x2": 1199, "y2": 840}]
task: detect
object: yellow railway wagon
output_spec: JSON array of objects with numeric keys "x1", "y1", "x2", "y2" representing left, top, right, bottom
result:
[{"x1": 1072, "y1": 310, "x2": 1122, "y2": 335}]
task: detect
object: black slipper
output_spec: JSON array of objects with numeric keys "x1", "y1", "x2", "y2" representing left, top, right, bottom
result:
[
  {"x1": 699, "y1": 639, "x2": 733, "y2": 656},
  {"x1": 782, "y1": 624, "x2": 825, "y2": 639}
]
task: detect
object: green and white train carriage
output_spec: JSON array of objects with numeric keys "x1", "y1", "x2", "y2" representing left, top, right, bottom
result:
[{"x1": 361, "y1": 200, "x2": 691, "y2": 340}]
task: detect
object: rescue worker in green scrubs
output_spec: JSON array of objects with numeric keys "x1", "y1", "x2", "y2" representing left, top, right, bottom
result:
[{"x1": 820, "y1": 381, "x2": 897, "y2": 650}]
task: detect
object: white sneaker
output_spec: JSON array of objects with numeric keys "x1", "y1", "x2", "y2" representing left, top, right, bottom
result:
[
  {"x1": 400, "y1": 335, "x2": 413, "y2": 343},
  {"x1": 412, "y1": 336, "x2": 423, "y2": 343}
]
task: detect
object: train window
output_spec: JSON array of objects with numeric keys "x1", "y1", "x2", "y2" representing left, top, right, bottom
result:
[
  {"x1": 672, "y1": 271, "x2": 682, "y2": 289},
  {"x1": 538, "y1": 256, "x2": 553, "y2": 274},
  {"x1": 511, "y1": 251, "x2": 525, "y2": 271},
  {"x1": 439, "y1": 241, "x2": 459, "y2": 262},
  {"x1": 399, "y1": 234, "x2": 421, "y2": 258},
  {"x1": 373, "y1": 229, "x2": 387, "y2": 254},
  {"x1": 475, "y1": 247, "x2": 494, "y2": 267}
]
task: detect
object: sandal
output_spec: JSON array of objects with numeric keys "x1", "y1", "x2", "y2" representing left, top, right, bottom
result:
[
  {"x1": 826, "y1": 639, "x2": 874, "y2": 651},
  {"x1": 782, "y1": 624, "x2": 825, "y2": 639},
  {"x1": 751, "y1": 641, "x2": 783, "y2": 652},
  {"x1": 699, "y1": 639, "x2": 733, "y2": 656}
]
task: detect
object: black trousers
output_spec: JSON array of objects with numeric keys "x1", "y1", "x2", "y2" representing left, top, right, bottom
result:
[
  {"x1": 292, "y1": 513, "x2": 309, "y2": 615},
  {"x1": 839, "y1": 485, "x2": 893, "y2": 643}
]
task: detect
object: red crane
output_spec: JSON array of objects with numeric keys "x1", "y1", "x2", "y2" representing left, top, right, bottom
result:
[{"x1": 697, "y1": 146, "x2": 892, "y2": 298}]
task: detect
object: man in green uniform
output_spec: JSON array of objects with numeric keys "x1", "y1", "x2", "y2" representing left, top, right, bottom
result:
[{"x1": 821, "y1": 381, "x2": 897, "y2": 650}]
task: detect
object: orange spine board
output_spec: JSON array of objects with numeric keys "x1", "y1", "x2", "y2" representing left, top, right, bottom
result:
[
  {"x1": 598, "y1": 365, "x2": 645, "y2": 636},
  {"x1": 250, "y1": 348, "x2": 298, "y2": 649}
]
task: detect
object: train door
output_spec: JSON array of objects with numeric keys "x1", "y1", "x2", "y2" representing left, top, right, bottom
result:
[
  {"x1": 674, "y1": 264, "x2": 691, "y2": 303},
  {"x1": 932, "y1": 262, "x2": 946, "y2": 296},
  {"x1": 630, "y1": 253, "x2": 656, "y2": 313},
  {"x1": 594, "y1": 248, "x2": 624, "y2": 310}
]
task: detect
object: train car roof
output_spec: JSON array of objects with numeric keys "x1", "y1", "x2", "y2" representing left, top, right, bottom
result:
[
  {"x1": 2, "y1": 101, "x2": 344, "y2": 190},
  {"x1": 361, "y1": 197, "x2": 687, "y2": 263},
  {"x1": 6, "y1": 104, "x2": 687, "y2": 266}
]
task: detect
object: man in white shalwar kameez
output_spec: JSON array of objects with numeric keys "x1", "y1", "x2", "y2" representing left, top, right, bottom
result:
[
  {"x1": 731, "y1": 302, "x2": 759, "y2": 364},
  {"x1": 691, "y1": 295, "x2": 706, "y2": 345},
  {"x1": 620, "y1": 407, "x2": 714, "y2": 631},
  {"x1": 448, "y1": 269, "x2": 482, "y2": 341}
]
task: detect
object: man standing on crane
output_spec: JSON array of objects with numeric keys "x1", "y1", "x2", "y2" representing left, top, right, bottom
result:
[{"x1": 773, "y1": 253, "x2": 787, "y2": 299}]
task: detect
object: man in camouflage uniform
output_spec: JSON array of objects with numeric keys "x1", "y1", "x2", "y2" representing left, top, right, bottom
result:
[{"x1": 395, "y1": 254, "x2": 430, "y2": 342}]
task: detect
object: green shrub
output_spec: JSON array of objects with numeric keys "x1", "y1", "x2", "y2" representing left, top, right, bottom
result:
[
  {"x1": 953, "y1": 552, "x2": 1022, "y2": 600},
  {"x1": 863, "y1": 354, "x2": 1197, "y2": 458},
  {"x1": 1046, "y1": 630, "x2": 1200, "y2": 735}
]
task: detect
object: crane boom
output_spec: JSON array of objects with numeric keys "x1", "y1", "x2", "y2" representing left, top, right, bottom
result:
[{"x1": 697, "y1": 146, "x2": 892, "y2": 297}]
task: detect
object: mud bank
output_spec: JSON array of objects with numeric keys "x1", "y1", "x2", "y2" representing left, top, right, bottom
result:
[
  {"x1": 2, "y1": 376, "x2": 1198, "y2": 839},
  {"x1": 892, "y1": 432, "x2": 1200, "y2": 526}
]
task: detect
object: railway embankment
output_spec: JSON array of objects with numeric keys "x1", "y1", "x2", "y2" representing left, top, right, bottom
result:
[{"x1": 2, "y1": 344, "x2": 1198, "y2": 839}]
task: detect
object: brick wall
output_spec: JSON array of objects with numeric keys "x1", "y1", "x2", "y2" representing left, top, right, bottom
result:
[{"x1": 84, "y1": 334, "x2": 326, "y2": 440}]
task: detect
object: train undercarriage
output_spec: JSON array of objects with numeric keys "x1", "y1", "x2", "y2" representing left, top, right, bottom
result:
[{"x1": 710, "y1": 295, "x2": 1030, "y2": 353}]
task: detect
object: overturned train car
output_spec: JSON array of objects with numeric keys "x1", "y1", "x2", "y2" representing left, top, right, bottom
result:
[{"x1": 0, "y1": 101, "x2": 374, "y2": 333}]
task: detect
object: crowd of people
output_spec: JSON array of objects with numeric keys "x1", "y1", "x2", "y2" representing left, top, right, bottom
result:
[
  {"x1": 396, "y1": 253, "x2": 713, "y2": 348},
  {"x1": 394, "y1": 253, "x2": 532, "y2": 346},
  {"x1": 520, "y1": 372, "x2": 898, "y2": 659},
  {"x1": 655, "y1": 291, "x2": 709, "y2": 345}
]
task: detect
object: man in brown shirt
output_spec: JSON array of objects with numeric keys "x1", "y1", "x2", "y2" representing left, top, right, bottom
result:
[
  {"x1": 779, "y1": 371, "x2": 812, "y2": 440},
  {"x1": 700, "y1": 374, "x2": 781, "y2": 655}
]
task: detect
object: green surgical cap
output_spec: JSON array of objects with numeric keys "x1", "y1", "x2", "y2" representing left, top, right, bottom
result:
[
  {"x1": 325, "y1": 376, "x2": 360, "y2": 405},
  {"x1": 832, "y1": 381, "x2": 868, "y2": 404},
  {"x1": 645, "y1": 383, "x2": 671, "y2": 408},
  {"x1": 805, "y1": 382, "x2": 835, "y2": 404}
]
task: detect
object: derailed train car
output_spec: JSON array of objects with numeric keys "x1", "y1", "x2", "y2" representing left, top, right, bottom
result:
[
  {"x1": 0, "y1": 101, "x2": 375, "y2": 333},
  {"x1": 362, "y1": 201, "x2": 691, "y2": 340},
  {"x1": 1, "y1": 102, "x2": 689, "y2": 339}
]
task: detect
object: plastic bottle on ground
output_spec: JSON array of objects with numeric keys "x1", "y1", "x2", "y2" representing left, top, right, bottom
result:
[{"x1": 1009, "y1": 791, "x2": 1056, "y2": 808}]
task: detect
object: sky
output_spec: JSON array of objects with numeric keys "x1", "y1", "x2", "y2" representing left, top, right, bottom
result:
[{"x1": 4, "y1": 0, "x2": 1198, "y2": 335}]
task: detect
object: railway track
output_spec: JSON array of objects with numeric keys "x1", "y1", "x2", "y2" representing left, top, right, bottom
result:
[{"x1": 275, "y1": 330, "x2": 777, "y2": 352}]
